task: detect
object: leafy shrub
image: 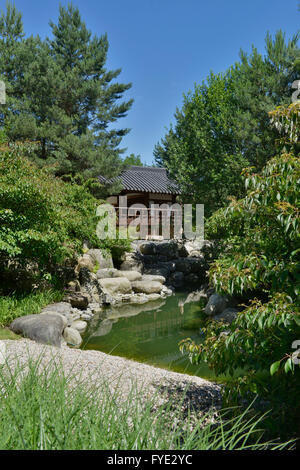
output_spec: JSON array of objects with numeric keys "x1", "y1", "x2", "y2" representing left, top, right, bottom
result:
[
  {"x1": 180, "y1": 103, "x2": 300, "y2": 440},
  {"x1": 0, "y1": 144, "x2": 101, "y2": 267}
]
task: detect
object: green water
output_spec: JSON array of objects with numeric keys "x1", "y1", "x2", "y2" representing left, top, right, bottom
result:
[{"x1": 82, "y1": 292, "x2": 222, "y2": 380}]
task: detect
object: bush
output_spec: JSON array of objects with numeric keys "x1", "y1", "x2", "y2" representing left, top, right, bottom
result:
[
  {"x1": 180, "y1": 103, "x2": 300, "y2": 440},
  {"x1": 0, "y1": 144, "x2": 102, "y2": 268}
]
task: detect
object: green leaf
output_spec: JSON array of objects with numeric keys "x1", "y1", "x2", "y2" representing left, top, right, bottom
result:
[{"x1": 270, "y1": 361, "x2": 280, "y2": 376}]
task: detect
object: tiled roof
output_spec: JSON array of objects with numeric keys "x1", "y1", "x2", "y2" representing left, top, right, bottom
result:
[{"x1": 98, "y1": 166, "x2": 180, "y2": 195}]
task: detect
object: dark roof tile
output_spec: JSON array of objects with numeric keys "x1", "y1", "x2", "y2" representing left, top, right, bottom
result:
[{"x1": 98, "y1": 166, "x2": 180, "y2": 195}]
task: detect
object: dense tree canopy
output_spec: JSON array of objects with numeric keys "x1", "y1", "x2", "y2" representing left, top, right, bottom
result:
[{"x1": 0, "y1": 3, "x2": 132, "y2": 182}]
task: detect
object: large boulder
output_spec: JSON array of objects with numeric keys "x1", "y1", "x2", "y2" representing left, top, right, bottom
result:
[
  {"x1": 156, "y1": 241, "x2": 179, "y2": 259},
  {"x1": 141, "y1": 274, "x2": 166, "y2": 284},
  {"x1": 10, "y1": 314, "x2": 65, "y2": 347},
  {"x1": 40, "y1": 302, "x2": 71, "y2": 316},
  {"x1": 96, "y1": 268, "x2": 118, "y2": 279},
  {"x1": 204, "y1": 293, "x2": 229, "y2": 316},
  {"x1": 131, "y1": 280, "x2": 163, "y2": 294},
  {"x1": 98, "y1": 277, "x2": 132, "y2": 296},
  {"x1": 120, "y1": 253, "x2": 143, "y2": 272},
  {"x1": 113, "y1": 270, "x2": 142, "y2": 282},
  {"x1": 87, "y1": 249, "x2": 114, "y2": 270}
]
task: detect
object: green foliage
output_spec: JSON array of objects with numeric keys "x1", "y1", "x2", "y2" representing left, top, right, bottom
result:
[
  {"x1": 0, "y1": 3, "x2": 132, "y2": 184},
  {"x1": 123, "y1": 153, "x2": 144, "y2": 166},
  {"x1": 0, "y1": 289, "x2": 63, "y2": 326},
  {"x1": 181, "y1": 102, "x2": 300, "y2": 439},
  {"x1": 0, "y1": 357, "x2": 293, "y2": 449},
  {"x1": 155, "y1": 31, "x2": 299, "y2": 216},
  {"x1": 0, "y1": 145, "x2": 100, "y2": 267}
]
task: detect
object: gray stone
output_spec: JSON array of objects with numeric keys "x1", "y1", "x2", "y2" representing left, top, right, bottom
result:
[
  {"x1": 120, "y1": 253, "x2": 143, "y2": 272},
  {"x1": 113, "y1": 270, "x2": 142, "y2": 282},
  {"x1": 96, "y1": 268, "x2": 118, "y2": 279},
  {"x1": 213, "y1": 308, "x2": 238, "y2": 324},
  {"x1": 10, "y1": 314, "x2": 65, "y2": 347},
  {"x1": 63, "y1": 327, "x2": 82, "y2": 347},
  {"x1": 131, "y1": 280, "x2": 163, "y2": 294},
  {"x1": 41, "y1": 302, "x2": 71, "y2": 316},
  {"x1": 98, "y1": 277, "x2": 132, "y2": 296},
  {"x1": 204, "y1": 293, "x2": 229, "y2": 316},
  {"x1": 141, "y1": 274, "x2": 166, "y2": 284},
  {"x1": 87, "y1": 249, "x2": 114, "y2": 269},
  {"x1": 40, "y1": 311, "x2": 68, "y2": 328}
]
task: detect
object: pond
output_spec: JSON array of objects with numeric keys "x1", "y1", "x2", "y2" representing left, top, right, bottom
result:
[{"x1": 82, "y1": 292, "x2": 223, "y2": 380}]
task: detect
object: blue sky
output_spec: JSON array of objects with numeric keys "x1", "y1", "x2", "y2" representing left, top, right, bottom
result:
[{"x1": 4, "y1": 0, "x2": 300, "y2": 164}]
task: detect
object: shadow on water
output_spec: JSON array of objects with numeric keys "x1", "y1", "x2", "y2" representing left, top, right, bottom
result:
[{"x1": 82, "y1": 291, "x2": 234, "y2": 382}]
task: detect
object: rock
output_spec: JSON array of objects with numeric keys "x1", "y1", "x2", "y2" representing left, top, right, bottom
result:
[
  {"x1": 66, "y1": 293, "x2": 89, "y2": 310},
  {"x1": 144, "y1": 266, "x2": 170, "y2": 279},
  {"x1": 70, "y1": 320, "x2": 88, "y2": 334},
  {"x1": 10, "y1": 314, "x2": 65, "y2": 347},
  {"x1": 40, "y1": 311, "x2": 68, "y2": 328},
  {"x1": 87, "y1": 249, "x2": 114, "y2": 270},
  {"x1": 120, "y1": 253, "x2": 143, "y2": 272},
  {"x1": 204, "y1": 293, "x2": 229, "y2": 316},
  {"x1": 76, "y1": 254, "x2": 94, "y2": 272},
  {"x1": 41, "y1": 302, "x2": 71, "y2": 316},
  {"x1": 156, "y1": 240, "x2": 179, "y2": 259},
  {"x1": 174, "y1": 257, "x2": 205, "y2": 274},
  {"x1": 66, "y1": 280, "x2": 81, "y2": 293},
  {"x1": 161, "y1": 285, "x2": 173, "y2": 296},
  {"x1": 113, "y1": 270, "x2": 142, "y2": 282},
  {"x1": 131, "y1": 280, "x2": 163, "y2": 294},
  {"x1": 141, "y1": 274, "x2": 166, "y2": 284},
  {"x1": 213, "y1": 308, "x2": 238, "y2": 324},
  {"x1": 98, "y1": 277, "x2": 132, "y2": 296},
  {"x1": 96, "y1": 268, "x2": 118, "y2": 279},
  {"x1": 170, "y1": 271, "x2": 184, "y2": 288},
  {"x1": 139, "y1": 242, "x2": 157, "y2": 255},
  {"x1": 63, "y1": 327, "x2": 82, "y2": 347}
]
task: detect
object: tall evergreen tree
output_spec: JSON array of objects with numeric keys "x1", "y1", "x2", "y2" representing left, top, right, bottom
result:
[{"x1": 0, "y1": 2, "x2": 133, "y2": 183}]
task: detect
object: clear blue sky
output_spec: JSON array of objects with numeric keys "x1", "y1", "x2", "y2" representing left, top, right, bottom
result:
[{"x1": 5, "y1": 0, "x2": 300, "y2": 164}]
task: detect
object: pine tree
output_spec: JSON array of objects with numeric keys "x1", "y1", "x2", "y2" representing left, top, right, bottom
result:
[{"x1": 0, "y1": 2, "x2": 133, "y2": 184}]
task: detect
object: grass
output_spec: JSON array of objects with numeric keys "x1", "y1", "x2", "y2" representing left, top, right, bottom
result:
[
  {"x1": 0, "y1": 289, "x2": 64, "y2": 327},
  {"x1": 0, "y1": 353, "x2": 294, "y2": 450}
]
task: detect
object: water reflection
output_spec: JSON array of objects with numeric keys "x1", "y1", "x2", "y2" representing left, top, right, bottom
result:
[{"x1": 82, "y1": 291, "x2": 217, "y2": 379}]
